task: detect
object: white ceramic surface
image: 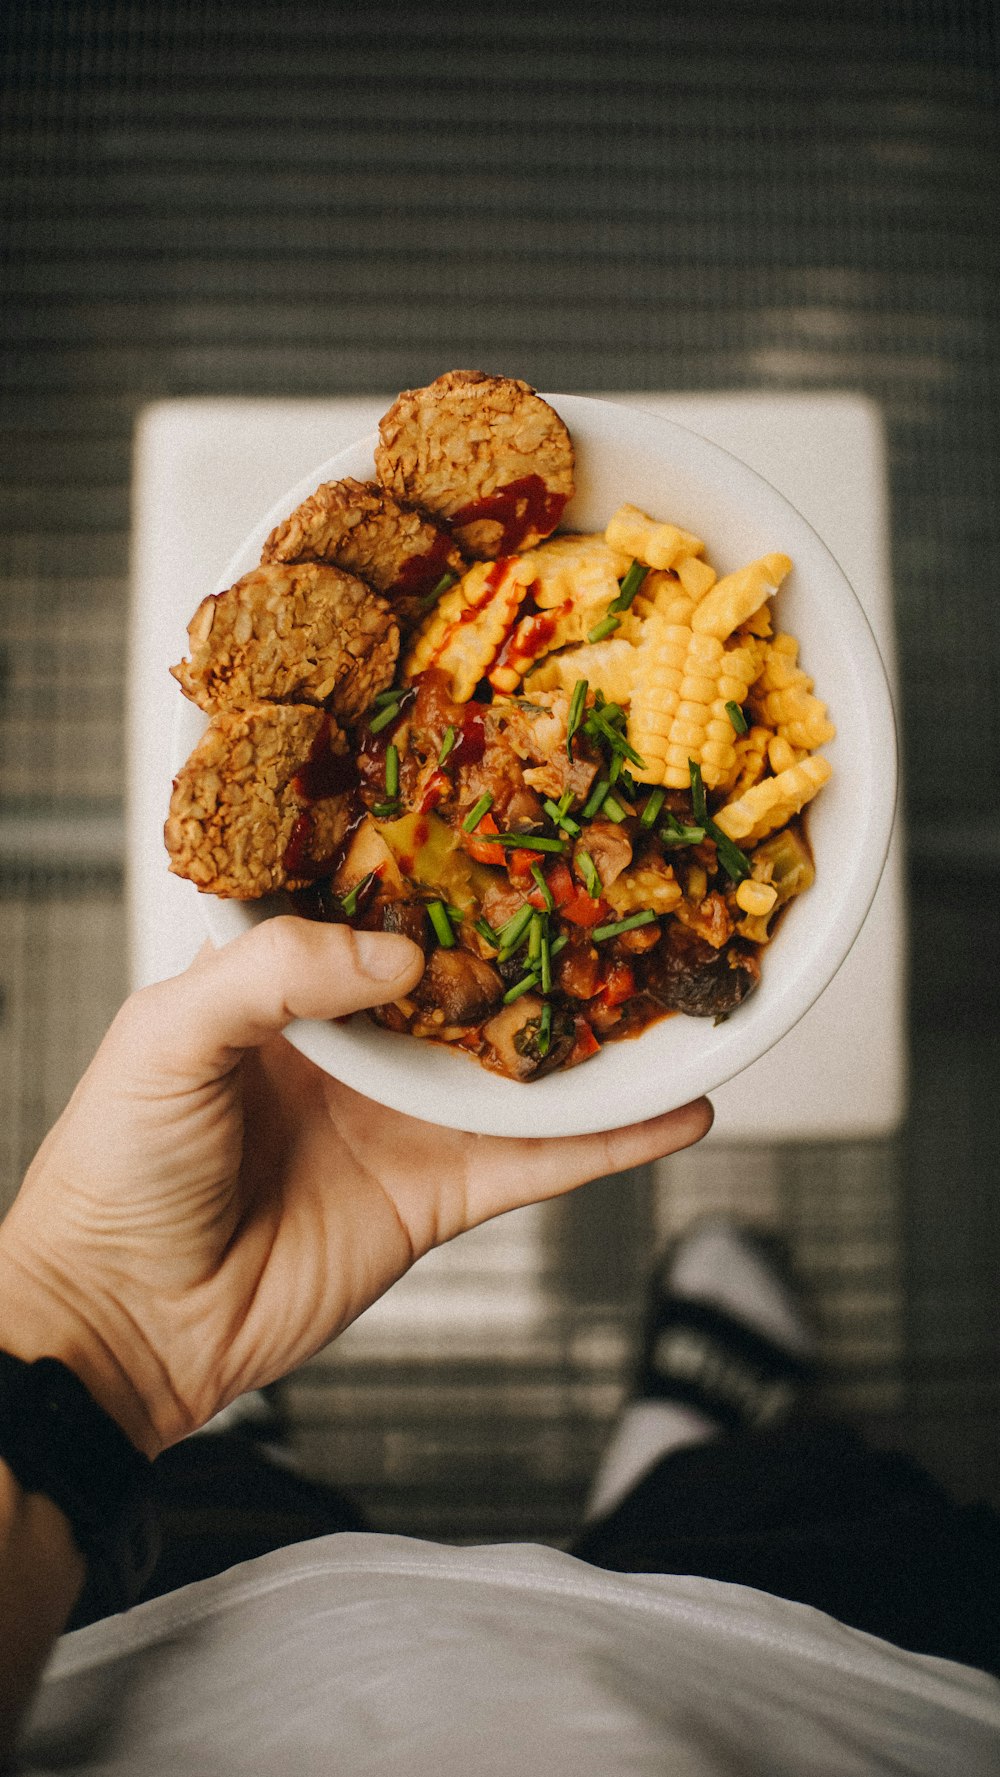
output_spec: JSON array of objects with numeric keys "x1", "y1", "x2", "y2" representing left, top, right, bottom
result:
[{"x1": 170, "y1": 394, "x2": 898, "y2": 1138}]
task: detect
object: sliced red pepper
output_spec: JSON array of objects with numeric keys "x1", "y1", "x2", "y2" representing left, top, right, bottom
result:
[
  {"x1": 507, "y1": 846, "x2": 545, "y2": 883},
  {"x1": 596, "y1": 959, "x2": 636, "y2": 1009},
  {"x1": 462, "y1": 811, "x2": 506, "y2": 867},
  {"x1": 561, "y1": 887, "x2": 609, "y2": 928}
]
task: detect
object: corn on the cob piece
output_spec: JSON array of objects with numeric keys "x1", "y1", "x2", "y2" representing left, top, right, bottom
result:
[
  {"x1": 403, "y1": 556, "x2": 535, "y2": 702},
  {"x1": 714, "y1": 754, "x2": 832, "y2": 845},
  {"x1": 748, "y1": 632, "x2": 836, "y2": 751},
  {"x1": 691, "y1": 553, "x2": 792, "y2": 642},
  {"x1": 605, "y1": 503, "x2": 704, "y2": 570},
  {"x1": 628, "y1": 610, "x2": 764, "y2": 790}
]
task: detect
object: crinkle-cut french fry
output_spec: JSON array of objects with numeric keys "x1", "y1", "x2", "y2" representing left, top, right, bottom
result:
[
  {"x1": 518, "y1": 533, "x2": 631, "y2": 608},
  {"x1": 403, "y1": 557, "x2": 535, "y2": 702},
  {"x1": 720, "y1": 723, "x2": 772, "y2": 796},
  {"x1": 714, "y1": 754, "x2": 832, "y2": 845},
  {"x1": 767, "y1": 734, "x2": 804, "y2": 775},
  {"x1": 605, "y1": 503, "x2": 705, "y2": 570},
  {"x1": 627, "y1": 614, "x2": 762, "y2": 790},
  {"x1": 526, "y1": 639, "x2": 639, "y2": 707},
  {"x1": 691, "y1": 553, "x2": 792, "y2": 642},
  {"x1": 749, "y1": 632, "x2": 836, "y2": 751},
  {"x1": 632, "y1": 573, "x2": 698, "y2": 628}
]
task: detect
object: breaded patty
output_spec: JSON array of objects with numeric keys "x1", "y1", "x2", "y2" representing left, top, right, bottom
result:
[
  {"x1": 170, "y1": 561, "x2": 398, "y2": 722},
  {"x1": 165, "y1": 704, "x2": 355, "y2": 899},
  {"x1": 374, "y1": 369, "x2": 575, "y2": 559},
  {"x1": 261, "y1": 476, "x2": 466, "y2": 631}
]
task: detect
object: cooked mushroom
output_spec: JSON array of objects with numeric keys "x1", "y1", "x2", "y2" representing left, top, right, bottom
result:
[{"x1": 414, "y1": 947, "x2": 504, "y2": 1025}]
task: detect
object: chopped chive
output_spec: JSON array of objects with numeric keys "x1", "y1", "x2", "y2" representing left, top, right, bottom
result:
[
  {"x1": 658, "y1": 820, "x2": 705, "y2": 846},
  {"x1": 537, "y1": 1001, "x2": 552, "y2": 1057},
  {"x1": 608, "y1": 750, "x2": 622, "y2": 786},
  {"x1": 474, "y1": 917, "x2": 498, "y2": 948},
  {"x1": 576, "y1": 847, "x2": 601, "y2": 899},
  {"x1": 369, "y1": 700, "x2": 405, "y2": 735},
  {"x1": 373, "y1": 686, "x2": 405, "y2": 706},
  {"x1": 462, "y1": 791, "x2": 494, "y2": 833},
  {"x1": 602, "y1": 794, "x2": 630, "y2": 823},
  {"x1": 592, "y1": 909, "x2": 659, "y2": 942},
  {"x1": 608, "y1": 559, "x2": 649, "y2": 613},
  {"x1": 340, "y1": 870, "x2": 377, "y2": 917},
  {"x1": 495, "y1": 832, "x2": 567, "y2": 853},
  {"x1": 540, "y1": 932, "x2": 552, "y2": 993},
  {"x1": 385, "y1": 744, "x2": 399, "y2": 799},
  {"x1": 528, "y1": 912, "x2": 543, "y2": 963},
  {"x1": 427, "y1": 901, "x2": 456, "y2": 948},
  {"x1": 726, "y1": 701, "x2": 749, "y2": 734},
  {"x1": 496, "y1": 903, "x2": 534, "y2": 950},
  {"x1": 543, "y1": 796, "x2": 581, "y2": 836},
  {"x1": 566, "y1": 677, "x2": 589, "y2": 757},
  {"x1": 687, "y1": 759, "x2": 751, "y2": 882},
  {"x1": 640, "y1": 787, "x2": 666, "y2": 828},
  {"x1": 418, "y1": 569, "x2": 458, "y2": 611},
  {"x1": 586, "y1": 709, "x2": 646, "y2": 769},
  {"x1": 438, "y1": 724, "x2": 457, "y2": 765},
  {"x1": 371, "y1": 799, "x2": 402, "y2": 818},
  {"x1": 587, "y1": 614, "x2": 620, "y2": 644},
  {"x1": 530, "y1": 863, "x2": 554, "y2": 910},
  {"x1": 446, "y1": 904, "x2": 466, "y2": 925},
  {"x1": 502, "y1": 972, "x2": 540, "y2": 1005},
  {"x1": 550, "y1": 933, "x2": 569, "y2": 960},
  {"x1": 582, "y1": 777, "x2": 610, "y2": 818}
]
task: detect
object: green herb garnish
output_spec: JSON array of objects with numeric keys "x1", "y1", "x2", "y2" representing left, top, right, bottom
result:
[
  {"x1": 659, "y1": 809, "x2": 705, "y2": 846},
  {"x1": 566, "y1": 677, "x2": 589, "y2": 757},
  {"x1": 438, "y1": 724, "x2": 457, "y2": 765},
  {"x1": 495, "y1": 832, "x2": 567, "y2": 853},
  {"x1": 592, "y1": 909, "x2": 658, "y2": 942},
  {"x1": 688, "y1": 759, "x2": 751, "y2": 882},
  {"x1": 496, "y1": 904, "x2": 534, "y2": 951},
  {"x1": 427, "y1": 900, "x2": 456, "y2": 948},
  {"x1": 582, "y1": 776, "x2": 610, "y2": 818},
  {"x1": 608, "y1": 559, "x2": 649, "y2": 613},
  {"x1": 385, "y1": 744, "x2": 400, "y2": 800},
  {"x1": 543, "y1": 796, "x2": 581, "y2": 837},
  {"x1": 725, "y1": 701, "x2": 749, "y2": 734},
  {"x1": 530, "y1": 862, "x2": 554, "y2": 910},
  {"x1": 576, "y1": 848, "x2": 601, "y2": 899},
  {"x1": 640, "y1": 787, "x2": 666, "y2": 828},
  {"x1": 537, "y1": 1001, "x2": 552, "y2": 1057},
  {"x1": 462, "y1": 791, "x2": 494, "y2": 833},
  {"x1": 340, "y1": 871, "x2": 378, "y2": 917},
  {"x1": 587, "y1": 615, "x2": 620, "y2": 644}
]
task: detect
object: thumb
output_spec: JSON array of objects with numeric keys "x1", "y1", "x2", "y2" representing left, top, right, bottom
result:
[{"x1": 128, "y1": 916, "x2": 425, "y2": 1078}]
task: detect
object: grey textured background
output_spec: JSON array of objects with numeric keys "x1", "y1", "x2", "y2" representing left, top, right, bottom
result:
[{"x1": 1, "y1": 1, "x2": 997, "y2": 1537}]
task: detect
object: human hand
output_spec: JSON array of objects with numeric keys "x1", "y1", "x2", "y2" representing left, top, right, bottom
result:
[{"x1": 0, "y1": 918, "x2": 712, "y2": 1457}]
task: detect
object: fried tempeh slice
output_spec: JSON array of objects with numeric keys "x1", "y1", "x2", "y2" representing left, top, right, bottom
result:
[
  {"x1": 165, "y1": 703, "x2": 355, "y2": 899},
  {"x1": 261, "y1": 476, "x2": 466, "y2": 631},
  {"x1": 170, "y1": 561, "x2": 399, "y2": 723},
  {"x1": 375, "y1": 369, "x2": 575, "y2": 558}
]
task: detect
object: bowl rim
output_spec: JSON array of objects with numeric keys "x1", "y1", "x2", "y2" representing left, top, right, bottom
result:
[{"x1": 170, "y1": 392, "x2": 898, "y2": 1136}]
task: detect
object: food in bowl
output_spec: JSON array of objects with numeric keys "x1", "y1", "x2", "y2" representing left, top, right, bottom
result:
[{"x1": 165, "y1": 371, "x2": 834, "y2": 1082}]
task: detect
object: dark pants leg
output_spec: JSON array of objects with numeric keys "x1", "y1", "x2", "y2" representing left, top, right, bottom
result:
[
  {"x1": 571, "y1": 1418, "x2": 1000, "y2": 1677},
  {"x1": 69, "y1": 1432, "x2": 366, "y2": 1630}
]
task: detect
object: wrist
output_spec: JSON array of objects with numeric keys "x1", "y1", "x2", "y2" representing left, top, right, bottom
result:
[{"x1": 0, "y1": 1237, "x2": 166, "y2": 1461}]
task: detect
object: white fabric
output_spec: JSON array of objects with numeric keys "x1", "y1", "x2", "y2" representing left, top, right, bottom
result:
[{"x1": 21, "y1": 1534, "x2": 1000, "y2": 1775}]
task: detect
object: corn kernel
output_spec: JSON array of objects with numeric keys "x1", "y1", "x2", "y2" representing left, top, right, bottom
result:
[{"x1": 736, "y1": 879, "x2": 779, "y2": 917}]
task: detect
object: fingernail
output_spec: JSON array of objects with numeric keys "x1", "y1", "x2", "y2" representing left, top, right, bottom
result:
[{"x1": 353, "y1": 931, "x2": 418, "y2": 981}]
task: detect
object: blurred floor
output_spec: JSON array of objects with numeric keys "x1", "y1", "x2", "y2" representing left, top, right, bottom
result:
[{"x1": 1, "y1": 1, "x2": 997, "y2": 1535}]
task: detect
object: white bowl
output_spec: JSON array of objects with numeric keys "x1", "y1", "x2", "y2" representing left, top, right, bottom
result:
[{"x1": 171, "y1": 394, "x2": 897, "y2": 1137}]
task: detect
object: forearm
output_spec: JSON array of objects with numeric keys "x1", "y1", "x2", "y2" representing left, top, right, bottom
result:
[{"x1": 0, "y1": 1457, "x2": 84, "y2": 1760}]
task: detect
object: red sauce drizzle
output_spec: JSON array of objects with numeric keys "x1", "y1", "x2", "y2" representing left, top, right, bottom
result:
[
  {"x1": 387, "y1": 527, "x2": 456, "y2": 600},
  {"x1": 449, "y1": 476, "x2": 569, "y2": 554},
  {"x1": 282, "y1": 716, "x2": 358, "y2": 878},
  {"x1": 450, "y1": 703, "x2": 486, "y2": 766}
]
